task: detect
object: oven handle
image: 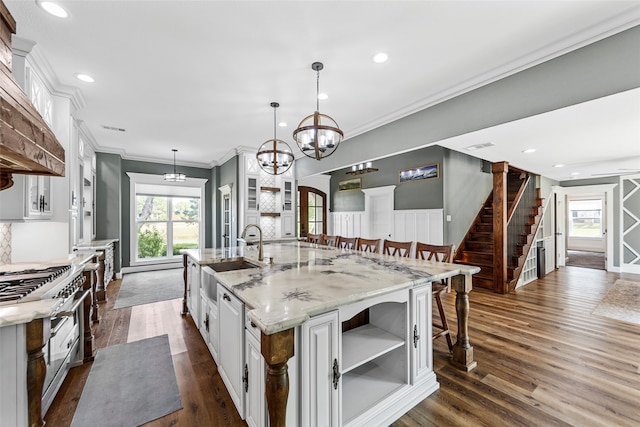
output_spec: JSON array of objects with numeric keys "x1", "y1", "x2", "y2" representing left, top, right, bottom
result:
[{"x1": 51, "y1": 289, "x2": 91, "y2": 320}]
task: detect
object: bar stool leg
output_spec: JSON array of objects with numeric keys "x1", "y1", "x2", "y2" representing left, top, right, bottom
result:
[{"x1": 433, "y1": 285, "x2": 454, "y2": 353}]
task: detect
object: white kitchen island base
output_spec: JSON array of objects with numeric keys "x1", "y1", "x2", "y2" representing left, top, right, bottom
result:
[{"x1": 182, "y1": 242, "x2": 479, "y2": 427}]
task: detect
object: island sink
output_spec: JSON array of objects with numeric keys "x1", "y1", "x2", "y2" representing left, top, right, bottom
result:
[{"x1": 209, "y1": 258, "x2": 262, "y2": 273}]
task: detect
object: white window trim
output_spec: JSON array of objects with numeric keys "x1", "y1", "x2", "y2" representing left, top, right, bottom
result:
[{"x1": 127, "y1": 172, "x2": 207, "y2": 267}]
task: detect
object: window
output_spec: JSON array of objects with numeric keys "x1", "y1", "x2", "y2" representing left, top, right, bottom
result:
[
  {"x1": 136, "y1": 195, "x2": 200, "y2": 259},
  {"x1": 127, "y1": 172, "x2": 208, "y2": 266},
  {"x1": 568, "y1": 199, "x2": 602, "y2": 238}
]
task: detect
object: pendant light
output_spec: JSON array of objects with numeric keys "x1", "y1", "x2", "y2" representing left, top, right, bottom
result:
[
  {"x1": 293, "y1": 62, "x2": 343, "y2": 160},
  {"x1": 257, "y1": 102, "x2": 294, "y2": 175},
  {"x1": 164, "y1": 149, "x2": 186, "y2": 182}
]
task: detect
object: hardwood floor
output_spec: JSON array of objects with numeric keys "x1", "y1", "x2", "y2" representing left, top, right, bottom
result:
[{"x1": 45, "y1": 266, "x2": 640, "y2": 426}]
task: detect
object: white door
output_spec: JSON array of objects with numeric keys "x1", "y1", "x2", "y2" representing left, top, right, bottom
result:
[
  {"x1": 363, "y1": 186, "x2": 395, "y2": 240},
  {"x1": 244, "y1": 332, "x2": 266, "y2": 427},
  {"x1": 301, "y1": 310, "x2": 340, "y2": 427},
  {"x1": 410, "y1": 284, "x2": 433, "y2": 384},
  {"x1": 217, "y1": 284, "x2": 245, "y2": 417}
]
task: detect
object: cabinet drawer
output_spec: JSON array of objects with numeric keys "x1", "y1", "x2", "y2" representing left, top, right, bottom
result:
[{"x1": 245, "y1": 307, "x2": 261, "y2": 340}]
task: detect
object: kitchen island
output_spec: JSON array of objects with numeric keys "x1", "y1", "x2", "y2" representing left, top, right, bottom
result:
[{"x1": 183, "y1": 242, "x2": 479, "y2": 427}]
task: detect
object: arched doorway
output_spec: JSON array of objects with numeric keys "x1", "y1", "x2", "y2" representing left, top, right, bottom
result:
[{"x1": 297, "y1": 186, "x2": 326, "y2": 237}]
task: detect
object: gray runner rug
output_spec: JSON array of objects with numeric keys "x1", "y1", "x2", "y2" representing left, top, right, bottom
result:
[
  {"x1": 114, "y1": 268, "x2": 183, "y2": 309},
  {"x1": 71, "y1": 334, "x2": 182, "y2": 427}
]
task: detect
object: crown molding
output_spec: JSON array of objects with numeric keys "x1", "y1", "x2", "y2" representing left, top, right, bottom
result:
[
  {"x1": 345, "y1": 8, "x2": 640, "y2": 141},
  {"x1": 95, "y1": 147, "x2": 213, "y2": 169},
  {"x1": 12, "y1": 37, "x2": 86, "y2": 111}
]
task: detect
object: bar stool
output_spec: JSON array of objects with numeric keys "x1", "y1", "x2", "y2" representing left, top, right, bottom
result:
[
  {"x1": 382, "y1": 239, "x2": 413, "y2": 258},
  {"x1": 306, "y1": 233, "x2": 321, "y2": 244},
  {"x1": 415, "y1": 242, "x2": 455, "y2": 352},
  {"x1": 356, "y1": 237, "x2": 380, "y2": 253},
  {"x1": 336, "y1": 236, "x2": 357, "y2": 249},
  {"x1": 320, "y1": 234, "x2": 338, "y2": 247}
]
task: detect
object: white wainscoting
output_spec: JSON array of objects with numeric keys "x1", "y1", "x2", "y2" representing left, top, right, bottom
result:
[
  {"x1": 331, "y1": 209, "x2": 444, "y2": 248},
  {"x1": 393, "y1": 209, "x2": 444, "y2": 245},
  {"x1": 332, "y1": 212, "x2": 366, "y2": 239}
]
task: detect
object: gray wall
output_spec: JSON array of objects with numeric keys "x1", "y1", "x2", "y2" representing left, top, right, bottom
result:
[
  {"x1": 116, "y1": 158, "x2": 213, "y2": 268},
  {"x1": 295, "y1": 26, "x2": 640, "y2": 179},
  {"x1": 330, "y1": 146, "x2": 445, "y2": 212},
  {"x1": 560, "y1": 176, "x2": 620, "y2": 266},
  {"x1": 96, "y1": 153, "x2": 122, "y2": 271},
  {"x1": 443, "y1": 150, "x2": 493, "y2": 246}
]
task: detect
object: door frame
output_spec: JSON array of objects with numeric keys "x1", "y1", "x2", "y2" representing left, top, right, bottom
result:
[
  {"x1": 298, "y1": 186, "x2": 327, "y2": 237},
  {"x1": 553, "y1": 184, "x2": 616, "y2": 272}
]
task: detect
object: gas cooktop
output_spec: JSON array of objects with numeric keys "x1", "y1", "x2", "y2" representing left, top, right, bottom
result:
[{"x1": 0, "y1": 265, "x2": 77, "y2": 305}]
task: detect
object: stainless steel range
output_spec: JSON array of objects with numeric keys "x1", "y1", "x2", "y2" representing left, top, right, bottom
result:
[{"x1": 0, "y1": 263, "x2": 91, "y2": 420}]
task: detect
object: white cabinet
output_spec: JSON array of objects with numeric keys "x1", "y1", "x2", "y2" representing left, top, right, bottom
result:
[
  {"x1": 281, "y1": 178, "x2": 295, "y2": 238},
  {"x1": 26, "y1": 176, "x2": 52, "y2": 218},
  {"x1": 246, "y1": 173, "x2": 260, "y2": 227},
  {"x1": 244, "y1": 329, "x2": 266, "y2": 427},
  {"x1": 410, "y1": 284, "x2": 433, "y2": 384},
  {"x1": 240, "y1": 152, "x2": 296, "y2": 239},
  {"x1": 0, "y1": 175, "x2": 52, "y2": 220},
  {"x1": 301, "y1": 310, "x2": 340, "y2": 427},
  {"x1": 201, "y1": 267, "x2": 218, "y2": 361},
  {"x1": 300, "y1": 289, "x2": 433, "y2": 427},
  {"x1": 217, "y1": 283, "x2": 245, "y2": 417},
  {"x1": 186, "y1": 258, "x2": 201, "y2": 321}
]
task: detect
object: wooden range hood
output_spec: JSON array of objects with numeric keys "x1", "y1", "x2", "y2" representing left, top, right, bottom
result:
[{"x1": 0, "y1": 1, "x2": 65, "y2": 191}]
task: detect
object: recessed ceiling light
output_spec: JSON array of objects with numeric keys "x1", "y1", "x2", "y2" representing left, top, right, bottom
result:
[
  {"x1": 373, "y1": 53, "x2": 388, "y2": 63},
  {"x1": 75, "y1": 73, "x2": 95, "y2": 83},
  {"x1": 38, "y1": 1, "x2": 69, "y2": 18},
  {"x1": 278, "y1": 122, "x2": 287, "y2": 127},
  {"x1": 522, "y1": 148, "x2": 536, "y2": 153},
  {"x1": 553, "y1": 164, "x2": 565, "y2": 168},
  {"x1": 317, "y1": 93, "x2": 328, "y2": 100},
  {"x1": 571, "y1": 172, "x2": 580, "y2": 176}
]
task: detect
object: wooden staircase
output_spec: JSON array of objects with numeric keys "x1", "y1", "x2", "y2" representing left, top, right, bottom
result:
[{"x1": 455, "y1": 163, "x2": 544, "y2": 293}]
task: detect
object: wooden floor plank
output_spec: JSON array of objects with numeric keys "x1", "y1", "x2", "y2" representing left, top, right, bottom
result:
[{"x1": 45, "y1": 266, "x2": 640, "y2": 426}]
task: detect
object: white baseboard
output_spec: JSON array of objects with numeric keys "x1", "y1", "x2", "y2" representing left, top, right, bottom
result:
[{"x1": 121, "y1": 262, "x2": 182, "y2": 275}]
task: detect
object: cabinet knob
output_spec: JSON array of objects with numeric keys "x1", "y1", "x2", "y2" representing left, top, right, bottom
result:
[{"x1": 223, "y1": 293, "x2": 231, "y2": 301}]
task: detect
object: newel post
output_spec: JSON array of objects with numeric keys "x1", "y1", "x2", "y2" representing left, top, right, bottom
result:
[{"x1": 492, "y1": 161, "x2": 508, "y2": 293}]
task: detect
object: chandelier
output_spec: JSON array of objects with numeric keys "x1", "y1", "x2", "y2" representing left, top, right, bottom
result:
[
  {"x1": 293, "y1": 62, "x2": 343, "y2": 160},
  {"x1": 164, "y1": 149, "x2": 186, "y2": 182},
  {"x1": 257, "y1": 102, "x2": 294, "y2": 175},
  {"x1": 346, "y1": 162, "x2": 378, "y2": 176}
]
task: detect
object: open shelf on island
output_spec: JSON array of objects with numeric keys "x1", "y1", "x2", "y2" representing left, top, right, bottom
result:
[
  {"x1": 342, "y1": 352, "x2": 407, "y2": 425},
  {"x1": 342, "y1": 323, "x2": 404, "y2": 373}
]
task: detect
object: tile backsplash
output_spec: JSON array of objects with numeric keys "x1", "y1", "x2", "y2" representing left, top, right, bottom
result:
[{"x1": 0, "y1": 223, "x2": 11, "y2": 265}]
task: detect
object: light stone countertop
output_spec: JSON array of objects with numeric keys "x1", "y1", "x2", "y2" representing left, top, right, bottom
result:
[
  {"x1": 183, "y1": 242, "x2": 480, "y2": 335},
  {"x1": 75, "y1": 238, "x2": 119, "y2": 250},
  {"x1": 0, "y1": 251, "x2": 99, "y2": 327}
]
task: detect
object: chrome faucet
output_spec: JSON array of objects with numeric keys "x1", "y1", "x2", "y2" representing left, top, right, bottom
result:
[{"x1": 241, "y1": 224, "x2": 263, "y2": 262}]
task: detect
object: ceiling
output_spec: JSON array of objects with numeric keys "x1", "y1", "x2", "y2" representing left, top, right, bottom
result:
[{"x1": 4, "y1": 1, "x2": 640, "y2": 181}]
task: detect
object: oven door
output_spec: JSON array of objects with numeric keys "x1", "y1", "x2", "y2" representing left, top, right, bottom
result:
[{"x1": 42, "y1": 288, "x2": 89, "y2": 413}]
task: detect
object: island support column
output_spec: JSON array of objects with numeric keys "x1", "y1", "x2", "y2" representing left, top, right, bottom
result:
[
  {"x1": 450, "y1": 273, "x2": 477, "y2": 371},
  {"x1": 261, "y1": 328, "x2": 294, "y2": 427}
]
